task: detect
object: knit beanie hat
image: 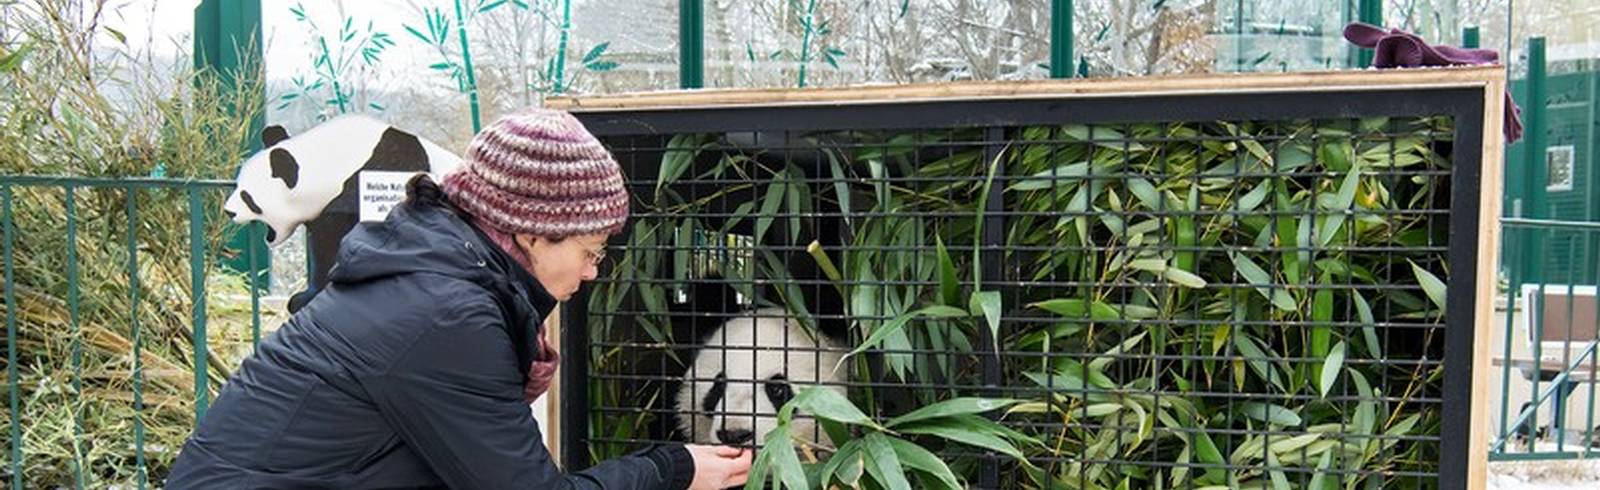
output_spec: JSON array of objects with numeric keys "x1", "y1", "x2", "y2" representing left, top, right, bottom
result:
[{"x1": 441, "y1": 108, "x2": 630, "y2": 239}]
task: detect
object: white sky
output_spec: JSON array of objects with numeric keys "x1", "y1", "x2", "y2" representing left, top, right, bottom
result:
[{"x1": 104, "y1": 0, "x2": 444, "y2": 84}]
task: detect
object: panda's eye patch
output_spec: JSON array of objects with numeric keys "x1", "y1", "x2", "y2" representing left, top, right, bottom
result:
[
  {"x1": 701, "y1": 372, "x2": 726, "y2": 414},
  {"x1": 239, "y1": 190, "x2": 263, "y2": 215},
  {"x1": 765, "y1": 374, "x2": 793, "y2": 411}
]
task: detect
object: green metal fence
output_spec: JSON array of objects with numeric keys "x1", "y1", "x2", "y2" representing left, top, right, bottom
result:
[
  {"x1": 1490, "y1": 217, "x2": 1600, "y2": 462},
  {"x1": 1, "y1": 175, "x2": 270, "y2": 489}
]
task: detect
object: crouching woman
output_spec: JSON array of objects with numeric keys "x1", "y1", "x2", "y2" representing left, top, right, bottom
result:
[{"x1": 168, "y1": 109, "x2": 750, "y2": 490}]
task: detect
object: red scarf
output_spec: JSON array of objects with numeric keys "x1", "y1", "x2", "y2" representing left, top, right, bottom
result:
[{"x1": 469, "y1": 215, "x2": 561, "y2": 403}]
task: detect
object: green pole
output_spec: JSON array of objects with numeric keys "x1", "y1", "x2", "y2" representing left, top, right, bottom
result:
[
  {"x1": 1356, "y1": 0, "x2": 1383, "y2": 67},
  {"x1": 126, "y1": 190, "x2": 147, "y2": 489},
  {"x1": 66, "y1": 187, "x2": 83, "y2": 489},
  {"x1": 188, "y1": 188, "x2": 210, "y2": 422},
  {"x1": 1235, "y1": 0, "x2": 1245, "y2": 71},
  {"x1": 1049, "y1": 0, "x2": 1073, "y2": 78},
  {"x1": 1462, "y1": 25, "x2": 1480, "y2": 49},
  {"x1": 1521, "y1": 37, "x2": 1548, "y2": 284},
  {"x1": 195, "y1": 0, "x2": 270, "y2": 289},
  {"x1": 5, "y1": 186, "x2": 20, "y2": 490},
  {"x1": 679, "y1": 0, "x2": 704, "y2": 88}
]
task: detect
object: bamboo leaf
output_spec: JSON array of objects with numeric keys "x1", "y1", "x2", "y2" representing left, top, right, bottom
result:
[
  {"x1": 1028, "y1": 299, "x2": 1117, "y2": 321},
  {"x1": 1233, "y1": 333, "x2": 1284, "y2": 391},
  {"x1": 787, "y1": 386, "x2": 880, "y2": 429},
  {"x1": 1311, "y1": 275, "x2": 1333, "y2": 358},
  {"x1": 1126, "y1": 177, "x2": 1160, "y2": 210},
  {"x1": 1171, "y1": 445, "x2": 1192, "y2": 487},
  {"x1": 888, "y1": 437, "x2": 963, "y2": 490},
  {"x1": 1266, "y1": 449, "x2": 1291, "y2": 490},
  {"x1": 1061, "y1": 124, "x2": 1147, "y2": 151},
  {"x1": 888, "y1": 398, "x2": 1021, "y2": 428},
  {"x1": 1229, "y1": 252, "x2": 1295, "y2": 311},
  {"x1": 1008, "y1": 162, "x2": 1089, "y2": 191},
  {"x1": 1410, "y1": 260, "x2": 1447, "y2": 312},
  {"x1": 585, "y1": 60, "x2": 619, "y2": 72},
  {"x1": 1165, "y1": 267, "x2": 1208, "y2": 288},
  {"x1": 755, "y1": 175, "x2": 785, "y2": 244},
  {"x1": 1269, "y1": 433, "x2": 1321, "y2": 455},
  {"x1": 1352, "y1": 291, "x2": 1382, "y2": 358},
  {"x1": 1319, "y1": 140, "x2": 1352, "y2": 172},
  {"x1": 1318, "y1": 341, "x2": 1346, "y2": 398},
  {"x1": 478, "y1": 0, "x2": 509, "y2": 12},
  {"x1": 656, "y1": 134, "x2": 705, "y2": 197},
  {"x1": 936, "y1": 236, "x2": 960, "y2": 306},
  {"x1": 859, "y1": 433, "x2": 912, "y2": 490},
  {"x1": 971, "y1": 290, "x2": 1002, "y2": 351},
  {"x1": 1235, "y1": 180, "x2": 1273, "y2": 209},
  {"x1": 1083, "y1": 403, "x2": 1122, "y2": 417},
  {"x1": 824, "y1": 149, "x2": 853, "y2": 229},
  {"x1": 1306, "y1": 451, "x2": 1335, "y2": 490},
  {"x1": 1241, "y1": 139, "x2": 1274, "y2": 167},
  {"x1": 105, "y1": 27, "x2": 127, "y2": 45},
  {"x1": 897, "y1": 418, "x2": 1028, "y2": 461},
  {"x1": 582, "y1": 41, "x2": 611, "y2": 64},
  {"x1": 1241, "y1": 402, "x2": 1302, "y2": 426},
  {"x1": 1317, "y1": 166, "x2": 1361, "y2": 247},
  {"x1": 770, "y1": 425, "x2": 809, "y2": 490},
  {"x1": 816, "y1": 440, "x2": 862, "y2": 490},
  {"x1": 840, "y1": 306, "x2": 965, "y2": 367}
]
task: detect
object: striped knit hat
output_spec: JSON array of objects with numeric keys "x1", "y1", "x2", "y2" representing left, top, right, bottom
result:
[{"x1": 441, "y1": 108, "x2": 629, "y2": 239}]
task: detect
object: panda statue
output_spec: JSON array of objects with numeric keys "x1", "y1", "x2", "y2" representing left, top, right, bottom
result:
[
  {"x1": 222, "y1": 115, "x2": 462, "y2": 312},
  {"x1": 673, "y1": 298, "x2": 849, "y2": 448}
]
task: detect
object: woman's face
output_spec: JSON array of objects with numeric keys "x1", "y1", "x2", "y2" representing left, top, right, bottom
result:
[{"x1": 516, "y1": 233, "x2": 608, "y2": 301}]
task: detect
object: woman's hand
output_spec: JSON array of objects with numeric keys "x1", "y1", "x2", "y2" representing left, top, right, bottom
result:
[{"x1": 686, "y1": 444, "x2": 752, "y2": 490}]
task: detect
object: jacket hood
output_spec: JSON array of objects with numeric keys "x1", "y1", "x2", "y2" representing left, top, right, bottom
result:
[{"x1": 327, "y1": 200, "x2": 559, "y2": 328}]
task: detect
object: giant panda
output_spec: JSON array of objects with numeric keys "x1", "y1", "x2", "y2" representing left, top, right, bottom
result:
[
  {"x1": 674, "y1": 306, "x2": 848, "y2": 447},
  {"x1": 222, "y1": 115, "x2": 462, "y2": 312}
]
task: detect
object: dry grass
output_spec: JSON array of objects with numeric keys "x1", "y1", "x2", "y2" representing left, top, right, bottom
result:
[{"x1": 2, "y1": 0, "x2": 273, "y2": 485}]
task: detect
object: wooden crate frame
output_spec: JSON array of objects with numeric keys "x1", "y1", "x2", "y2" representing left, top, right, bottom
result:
[{"x1": 544, "y1": 66, "x2": 1506, "y2": 489}]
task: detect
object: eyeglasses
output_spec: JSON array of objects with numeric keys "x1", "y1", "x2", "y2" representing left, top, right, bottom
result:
[{"x1": 584, "y1": 245, "x2": 607, "y2": 266}]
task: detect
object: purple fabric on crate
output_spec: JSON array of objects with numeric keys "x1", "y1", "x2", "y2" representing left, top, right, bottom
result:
[{"x1": 1343, "y1": 22, "x2": 1524, "y2": 144}]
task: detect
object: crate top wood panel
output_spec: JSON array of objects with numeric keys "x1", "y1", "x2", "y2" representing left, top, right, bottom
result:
[{"x1": 547, "y1": 66, "x2": 1503, "y2": 112}]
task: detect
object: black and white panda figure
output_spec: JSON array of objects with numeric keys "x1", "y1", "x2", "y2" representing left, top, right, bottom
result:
[
  {"x1": 222, "y1": 115, "x2": 461, "y2": 312},
  {"x1": 675, "y1": 307, "x2": 848, "y2": 447}
]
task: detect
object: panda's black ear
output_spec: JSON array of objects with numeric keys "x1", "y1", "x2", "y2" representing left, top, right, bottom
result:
[
  {"x1": 261, "y1": 125, "x2": 290, "y2": 147},
  {"x1": 270, "y1": 149, "x2": 300, "y2": 189}
]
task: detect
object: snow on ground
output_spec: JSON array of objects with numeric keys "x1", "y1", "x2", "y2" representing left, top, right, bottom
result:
[{"x1": 1487, "y1": 441, "x2": 1600, "y2": 490}]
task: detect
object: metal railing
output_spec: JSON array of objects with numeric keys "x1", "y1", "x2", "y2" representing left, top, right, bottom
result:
[
  {"x1": 1490, "y1": 217, "x2": 1600, "y2": 461},
  {"x1": 1, "y1": 175, "x2": 270, "y2": 489}
]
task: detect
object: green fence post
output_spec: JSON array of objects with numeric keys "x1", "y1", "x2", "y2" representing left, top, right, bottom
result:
[
  {"x1": 188, "y1": 188, "x2": 210, "y2": 421},
  {"x1": 1521, "y1": 37, "x2": 1548, "y2": 284},
  {"x1": 1050, "y1": 0, "x2": 1073, "y2": 78},
  {"x1": 66, "y1": 187, "x2": 84, "y2": 489},
  {"x1": 5, "y1": 185, "x2": 20, "y2": 490},
  {"x1": 196, "y1": 0, "x2": 271, "y2": 290},
  {"x1": 1463, "y1": 25, "x2": 1479, "y2": 49},
  {"x1": 125, "y1": 188, "x2": 146, "y2": 489},
  {"x1": 249, "y1": 222, "x2": 262, "y2": 348},
  {"x1": 1356, "y1": 0, "x2": 1383, "y2": 67},
  {"x1": 679, "y1": 0, "x2": 704, "y2": 89}
]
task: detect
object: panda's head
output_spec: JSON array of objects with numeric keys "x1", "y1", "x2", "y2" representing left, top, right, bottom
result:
[
  {"x1": 675, "y1": 307, "x2": 847, "y2": 447},
  {"x1": 223, "y1": 124, "x2": 303, "y2": 246}
]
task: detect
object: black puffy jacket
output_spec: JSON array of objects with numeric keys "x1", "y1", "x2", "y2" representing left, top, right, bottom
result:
[{"x1": 167, "y1": 195, "x2": 691, "y2": 489}]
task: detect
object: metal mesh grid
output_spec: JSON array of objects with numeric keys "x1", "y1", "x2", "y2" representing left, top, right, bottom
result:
[{"x1": 569, "y1": 108, "x2": 1465, "y2": 488}]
